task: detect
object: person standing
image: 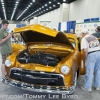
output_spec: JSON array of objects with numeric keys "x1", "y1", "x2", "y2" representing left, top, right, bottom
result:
[
  {"x1": 80, "y1": 29, "x2": 100, "y2": 91},
  {"x1": 70, "y1": 29, "x2": 75, "y2": 34},
  {"x1": 0, "y1": 20, "x2": 12, "y2": 82},
  {"x1": 92, "y1": 26, "x2": 100, "y2": 42},
  {"x1": 70, "y1": 29, "x2": 74, "y2": 33}
]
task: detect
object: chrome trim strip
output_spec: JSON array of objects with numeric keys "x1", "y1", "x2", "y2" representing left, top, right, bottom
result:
[
  {"x1": 14, "y1": 73, "x2": 21, "y2": 75},
  {"x1": 25, "y1": 76, "x2": 58, "y2": 80}
]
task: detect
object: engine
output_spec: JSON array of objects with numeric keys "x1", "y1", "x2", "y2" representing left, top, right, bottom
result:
[{"x1": 17, "y1": 50, "x2": 60, "y2": 66}]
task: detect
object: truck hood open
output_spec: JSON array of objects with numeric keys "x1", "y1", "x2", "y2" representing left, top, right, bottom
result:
[{"x1": 14, "y1": 24, "x2": 74, "y2": 49}]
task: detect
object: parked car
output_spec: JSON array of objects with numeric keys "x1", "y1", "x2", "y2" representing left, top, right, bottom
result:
[{"x1": 4, "y1": 24, "x2": 85, "y2": 94}]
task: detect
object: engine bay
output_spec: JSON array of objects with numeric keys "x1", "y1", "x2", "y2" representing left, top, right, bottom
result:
[{"x1": 17, "y1": 50, "x2": 61, "y2": 66}]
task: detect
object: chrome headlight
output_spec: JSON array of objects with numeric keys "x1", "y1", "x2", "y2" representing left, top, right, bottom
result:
[
  {"x1": 5, "y1": 60, "x2": 12, "y2": 67},
  {"x1": 60, "y1": 66, "x2": 70, "y2": 75}
]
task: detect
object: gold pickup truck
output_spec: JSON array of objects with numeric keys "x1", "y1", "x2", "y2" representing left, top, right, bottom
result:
[{"x1": 4, "y1": 24, "x2": 85, "y2": 94}]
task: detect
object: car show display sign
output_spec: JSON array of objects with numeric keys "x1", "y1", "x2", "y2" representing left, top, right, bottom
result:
[
  {"x1": 60, "y1": 22, "x2": 67, "y2": 32},
  {"x1": 75, "y1": 22, "x2": 100, "y2": 37}
]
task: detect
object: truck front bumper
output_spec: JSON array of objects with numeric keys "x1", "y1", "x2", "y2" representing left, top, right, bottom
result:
[{"x1": 3, "y1": 77, "x2": 75, "y2": 94}]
